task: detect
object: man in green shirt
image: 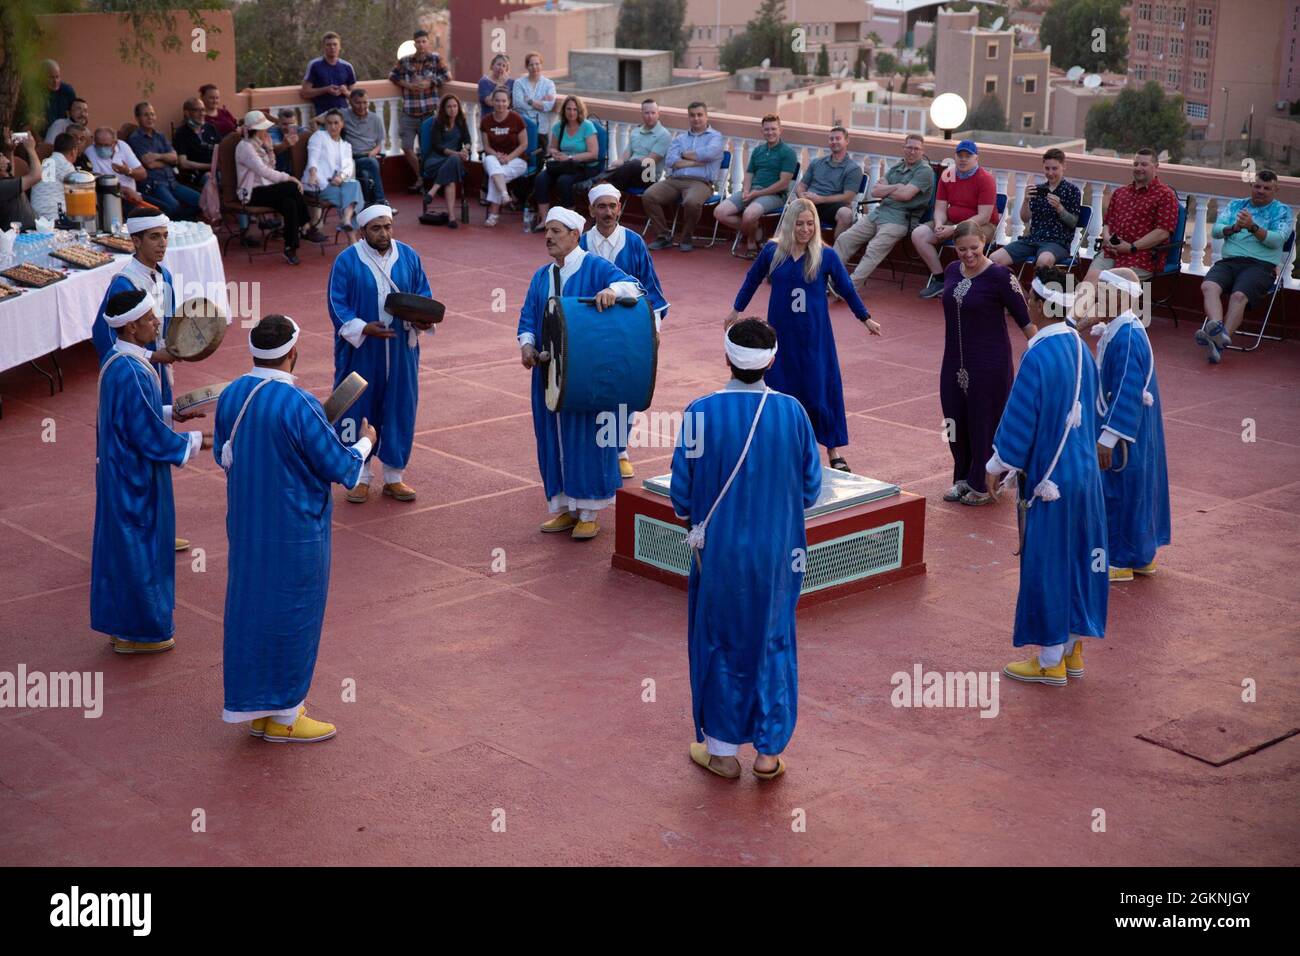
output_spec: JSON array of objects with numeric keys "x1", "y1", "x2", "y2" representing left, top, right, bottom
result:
[
  {"x1": 834, "y1": 133, "x2": 935, "y2": 293},
  {"x1": 713, "y1": 114, "x2": 798, "y2": 257}
]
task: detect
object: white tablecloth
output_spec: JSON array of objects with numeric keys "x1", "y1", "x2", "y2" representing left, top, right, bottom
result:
[{"x1": 0, "y1": 233, "x2": 228, "y2": 375}]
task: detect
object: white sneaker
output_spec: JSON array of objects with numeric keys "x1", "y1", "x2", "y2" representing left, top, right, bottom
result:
[{"x1": 484, "y1": 214, "x2": 499, "y2": 227}]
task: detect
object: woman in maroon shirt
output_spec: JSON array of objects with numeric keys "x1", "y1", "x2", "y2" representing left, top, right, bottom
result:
[{"x1": 940, "y1": 221, "x2": 1036, "y2": 505}]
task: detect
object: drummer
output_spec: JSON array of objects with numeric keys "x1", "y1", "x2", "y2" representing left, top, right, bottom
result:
[
  {"x1": 518, "y1": 206, "x2": 644, "y2": 540},
  {"x1": 327, "y1": 203, "x2": 434, "y2": 503},
  {"x1": 579, "y1": 183, "x2": 669, "y2": 480},
  {"x1": 92, "y1": 207, "x2": 191, "y2": 551}
]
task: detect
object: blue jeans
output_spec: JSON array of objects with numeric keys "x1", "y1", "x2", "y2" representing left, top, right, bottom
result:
[
  {"x1": 317, "y1": 180, "x2": 364, "y2": 216},
  {"x1": 353, "y1": 155, "x2": 387, "y2": 204},
  {"x1": 141, "y1": 179, "x2": 202, "y2": 220}
]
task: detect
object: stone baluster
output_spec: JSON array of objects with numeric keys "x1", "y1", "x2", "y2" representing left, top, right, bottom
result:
[
  {"x1": 1008, "y1": 169, "x2": 1028, "y2": 243},
  {"x1": 992, "y1": 169, "x2": 1011, "y2": 246},
  {"x1": 1286, "y1": 208, "x2": 1300, "y2": 290},
  {"x1": 1083, "y1": 180, "x2": 1107, "y2": 261},
  {"x1": 1186, "y1": 192, "x2": 1211, "y2": 275}
]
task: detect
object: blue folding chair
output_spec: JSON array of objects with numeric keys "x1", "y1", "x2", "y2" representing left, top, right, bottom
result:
[
  {"x1": 1208, "y1": 229, "x2": 1295, "y2": 352},
  {"x1": 664, "y1": 149, "x2": 732, "y2": 247},
  {"x1": 1013, "y1": 204, "x2": 1093, "y2": 284},
  {"x1": 1144, "y1": 195, "x2": 1190, "y2": 325}
]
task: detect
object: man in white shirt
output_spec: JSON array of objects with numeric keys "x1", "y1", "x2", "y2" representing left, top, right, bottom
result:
[
  {"x1": 87, "y1": 126, "x2": 148, "y2": 210},
  {"x1": 31, "y1": 131, "x2": 80, "y2": 220},
  {"x1": 45, "y1": 97, "x2": 88, "y2": 144}
]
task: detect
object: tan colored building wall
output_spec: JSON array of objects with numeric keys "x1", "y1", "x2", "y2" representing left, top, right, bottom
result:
[
  {"x1": 36, "y1": 9, "x2": 237, "y2": 137},
  {"x1": 1261, "y1": 115, "x2": 1300, "y2": 169},
  {"x1": 683, "y1": 0, "x2": 874, "y2": 74},
  {"x1": 480, "y1": 2, "x2": 617, "y2": 78},
  {"x1": 1049, "y1": 81, "x2": 1121, "y2": 143},
  {"x1": 933, "y1": 7, "x2": 1049, "y2": 134},
  {"x1": 725, "y1": 79, "x2": 854, "y2": 126}
]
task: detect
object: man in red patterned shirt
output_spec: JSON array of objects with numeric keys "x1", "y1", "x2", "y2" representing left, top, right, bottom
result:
[{"x1": 1084, "y1": 148, "x2": 1179, "y2": 288}]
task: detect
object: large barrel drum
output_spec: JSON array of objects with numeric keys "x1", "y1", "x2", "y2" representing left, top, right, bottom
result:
[{"x1": 541, "y1": 295, "x2": 657, "y2": 414}]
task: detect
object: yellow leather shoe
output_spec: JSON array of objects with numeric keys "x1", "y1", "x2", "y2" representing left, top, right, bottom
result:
[
  {"x1": 175, "y1": 537, "x2": 189, "y2": 552},
  {"x1": 540, "y1": 512, "x2": 579, "y2": 533},
  {"x1": 346, "y1": 482, "x2": 370, "y2": 503},
  {"x1": 618, "y1": 457, "x2": 634, "y2": 479},
  {"x1": 1003, "y1": 655, "x2": 1067, "y2": 686},
  {"x1": 1134, "y1": 560, "x2": 1158, "y2": 576},
  {"x1": 249, "y1": 705, "x2": 306, "y2": 737},
  {"x1": 382, "y1": 481, "x2": 417, "y2": 502},
  {"x1": 689, "y1": 742, "x2": 741, "y2": 779},
  {"x1": 262, "y1": 712, "x2": 337, "y2": 744},
  {"x1": 112, "y1": 637, "x2": 176, "y2": 655},
  {"x1": 1064, "y1": 643, "x2": 1085, "y2": 679},
  {"x1": 1109, "y1": 566, "x2": 1134, "y2": 582},
  {"x1": 571, "y1": 519, "x2": 600, "y2": 540}
]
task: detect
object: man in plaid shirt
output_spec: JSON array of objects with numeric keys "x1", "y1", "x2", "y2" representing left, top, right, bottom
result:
[
  {"x1": 389, "y1": 29, "x2": 449, "y2": 191},
  {"x1": 1084, "y1": 148, "x2": 1179, "y2": 285}
]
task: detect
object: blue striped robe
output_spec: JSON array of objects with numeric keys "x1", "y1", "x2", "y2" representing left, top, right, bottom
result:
[
  {"x1": 215, "y1": 372, "x2": 367, "y2": 716},
  {"x1": 518, "y1": 254, "x2": 639, "y2": 507},
  {"x1": 992, "y1": 324, "x2": 1108, "y2": 648},
  {"x1": 93, "y1": 264, "x2": 176, "y2": 406},
  {"x1": 90, "y1": 347, "x2": 192, "y2": 642},
  {"x1": 670, "y1": 383, "x2": 822, "y2": 755},
  {"x1": 579, "y1": 226, "x2": 669, "y2": 319},
  {"x1": 1097, "y1": 316, "x2": 1171, "y2": 569},
  {"x1": 327, "y1": 241, "x2": 431, "y2": 470}
]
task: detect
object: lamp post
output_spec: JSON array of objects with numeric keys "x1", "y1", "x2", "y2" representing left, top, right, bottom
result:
[
  {"x1": 886, "y1": 80, "x2": 894, "y2": 135},
  {"x1": 1219, "y1": 85, "x2": 1230, "y2": 168},
  {"x1": 929, "y1": 92, "x2": 967, "y2": 140}
]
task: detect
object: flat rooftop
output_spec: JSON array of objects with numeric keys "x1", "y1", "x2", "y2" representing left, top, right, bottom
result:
[{"x1": 1, "y1": 201, "x2": 1297, "y2": 865}]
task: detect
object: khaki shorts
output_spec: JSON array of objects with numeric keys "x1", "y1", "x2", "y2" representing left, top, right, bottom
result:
[
  {"x1": 1091, "y1": 256, "x2": 1153, "y2": 281},
  {"x1": 399, "y1": 112, "x2": 435, "y2": 151}
]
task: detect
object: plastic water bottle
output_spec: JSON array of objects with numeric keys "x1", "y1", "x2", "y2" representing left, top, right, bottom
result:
[{"x1": 522, "y1": 206, "x2": 533, "y2": 233}]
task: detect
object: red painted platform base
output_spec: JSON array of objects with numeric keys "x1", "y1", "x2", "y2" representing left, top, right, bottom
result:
[{"x1": 612, "y1": 485, "x2": 927, "y2": 609}]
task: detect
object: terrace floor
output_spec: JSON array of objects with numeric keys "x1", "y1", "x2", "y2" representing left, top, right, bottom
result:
[{"x1": 1, "y1": 201, "x2": 1298, "y2": 866}]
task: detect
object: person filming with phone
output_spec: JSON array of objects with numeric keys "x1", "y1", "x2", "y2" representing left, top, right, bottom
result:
[{"x1": 991, "y1": 148, "x2": 1081, "y2": 271}]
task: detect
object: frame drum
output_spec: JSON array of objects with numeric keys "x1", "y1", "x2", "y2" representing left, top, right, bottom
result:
[
  {"x1": 323, "y1": 372, "x2": 368, "y2": 425},
  {"x1": 165, "y1": 297, "x2": 227, "y2": 361},
  {"x1": 173, "y1": 381, "x2": 229, "y2": 416},
  {"x1": 385, "y1": 292, "x2": 446, "y2": 328}
]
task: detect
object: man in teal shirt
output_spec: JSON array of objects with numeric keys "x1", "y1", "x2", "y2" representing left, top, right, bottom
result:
[
  {"x1": 713, "y1": 114, "x2": 797, "y2": 257},
  {"x1": 1196, "y1": 169, "x2": 1295, "y2": 363}
]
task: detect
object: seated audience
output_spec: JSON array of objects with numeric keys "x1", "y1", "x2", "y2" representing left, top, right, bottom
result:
[
  {"x1": 31, "y1": 132, "x2": 81, "y2": 221},
  {"x1": 0, "y1": 135, "x2": 41, "y2": 230},
  {"x1": 127, "y1": 101, "x2": 202, "y2": 220},
  {"x1": 235, "y1": 110, "x2": 317, "y2": 265},
  {"x1": 912, "y1": 139, "x2": 1000, "y2": 299},
  {"x1": 991, "y1": 147, "x2": 1082, "y2": 270},
  {"x1": 1081, "y1": 147, "x2": 1179, "y2": 292},
  {"x1": 479, "y1": 87, "x2": 528, "y2": 227},
  {"x1": 421, "y1": 93, "x2": 470, "y2": 227},
  {"x1": 1196, "y1": 169, "x2": 1293, "y2": 363},
  {"x1": 714, "y1": 113, "x2": 798, "y2": 257},
  {"x1": 199, "y1": 84, "x2": 239, "y2": 138},
  {"x1": 643, "y1": 101, "x2": 724, "y2": 253},
  {"x1": 834, "y1": 133, "x2": 934, "y2": 293},
  {"x1": 45, "y1": 97, "x2": 88, "y2": 144},
  {"x1": 44, "y1": 60, "x2": 76, "y2": 129},
  {"x1": 87, "y1": 126, "x2": 149, "y2": 211},
  {"x1": 173, "y1": 97, "x2": 221, "y2": 188},
  {"x1": 795, "y1": 125, "x2": 861, "y2": 242},
  {"x1": 268, "y1": 109, "x2": 305, "y2": 174},
  {"x1": 597, "y1": 98, "x2": 671, "y2": 193},
  {"x1": 342, "y1": 89, "x2": 388, "y2": 205},
  {"x1": 306, "y1": 109, "x2": 362, "y2": 232},
  {"x1": 532, "y1": 94, "x2": 600, "y2": 226}
]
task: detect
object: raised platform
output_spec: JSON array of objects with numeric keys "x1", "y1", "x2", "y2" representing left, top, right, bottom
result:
[{"x1": 612, "y1": 469, "x2": 927, "y2": 608}]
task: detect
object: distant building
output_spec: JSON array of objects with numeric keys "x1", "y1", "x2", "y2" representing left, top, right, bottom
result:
[
  {"x1": 1049, "y1": 76, "x2": 1122, "y2": 145},
  {"x1": 725, "y1": 68, "x2": 853, "y2": 125},
  {"x1": 449, "y1": 0, "x2": 546, "y2": 81},
  {"x1": 558, "y1": 48, "x2": 731, "y2": 109},
  {"x1": 1125, "y1": 0, "x2": 1295, "y2": 148},
  {"x1": 475, "y1": 0, "x2": 617, "y2": 79},
  {"x1": 932, "y1": 7, "x2": 1051, "y2": 135},
  {"x1": 683, "y1": 0, "x2": 876, "y2": 73}
]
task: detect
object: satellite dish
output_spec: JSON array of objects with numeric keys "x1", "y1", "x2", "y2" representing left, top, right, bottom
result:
[
  {"x1": 1083, "y1": 74, "x2": 1102, "y2": 89},
  {"x1": 990, "y1": 16, "x2": 1005, "y2": 31},
  {"x1": 1066, "y1": 66, "x2": 1085, "y2": 81},
  {"x1": 761, "y1": 58, "x2": 771, "y2": 70}
]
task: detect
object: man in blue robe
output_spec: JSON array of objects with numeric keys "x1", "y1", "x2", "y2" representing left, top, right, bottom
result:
[
  {"x1": 671, "y1": 319, "x2": 821, "y2": 780},
  {"x1": 518, "y1": 206, "x2": 643, "y2": 540},
  {"x1": 987, "y1": 266, "x2": 1108, "y2": 685},
  {"x1": 580, "y1": 183, "x2": 669, "y2": 480},
  {"x1": 215, "y1": 315, "x2": 376, "y2": 744},
  {"x1": 92, "y1": 209, "x2": 192, "y2": 550},
  {"x1": 1091, "y1": 268, "x2": 1171, "y2": 581},
  {"x1": 327, "y1": 204, "x2": 432, "y2": 504},
  {"x1": 90, "y1": 289, "x2": 206, "y2": 654}
]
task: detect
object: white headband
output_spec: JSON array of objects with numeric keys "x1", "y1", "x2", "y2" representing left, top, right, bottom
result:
[
  {"x1": 587, "y1": 183, "x2": 620, "y2": 204},
  {"x1": 126, "y1": 214, "x2": 170, "y2": 235},
  {"x1": 356, "y1": 205, "x2": 393, "y2": 229},
  {"x1": 544, "y1": 206, "x2": 586, "y2": 231},
  {"x1": 1098, "y1": 269, "x2": 1143, "y2": 299},
  {"x1": 248, "y1": 316, "x2": 300, "y2": 360},
  {"x1": 1031, "y1": 277, "x2": 1076, "y2": 312},
  {"x1": 105, "y1": 295, "x2": 155, "y2": 328},
  {"x1": 724, "y1": 331, "x2": 778, "y2": 370}
]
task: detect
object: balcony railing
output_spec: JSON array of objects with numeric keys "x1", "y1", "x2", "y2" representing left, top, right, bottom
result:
[{"x1": 237, "y1": 79, "x2": 1300, "y2": 291}]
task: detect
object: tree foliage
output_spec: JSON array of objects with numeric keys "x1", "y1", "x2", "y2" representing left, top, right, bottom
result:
[
  {"x1": 1084, "y1": 81, "x2": 1189, "y2": 162},
  {"x1": 815, "y1": 43, "x2": 830, "y2": 77},
  {"x1": 958, "y1": 93, "x2": 1009, "y2": 132},
  {"x1": 1039, "y1": 0, "x2": 1129, "y2": 72},
  {"x1": 718, "y1": 0, "x2": 802, "y2": 74},
  {"x1": 617, "y1": 0, "x2": 688, "y2": 66},
  {"x1": 873, "y1": 52, "x2": 898, "y2": 78}
]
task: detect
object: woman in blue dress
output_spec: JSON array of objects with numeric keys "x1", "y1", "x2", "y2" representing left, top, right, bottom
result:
[
  {"x1": 728, "y1": 197, "x2": 881, "y2": 471},
  {"x1": 421, "y1": 94, "x2": 471, "y2": 227}
]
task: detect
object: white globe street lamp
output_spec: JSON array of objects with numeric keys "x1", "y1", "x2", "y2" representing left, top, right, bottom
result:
[{"x1": 930, "y1": 93, "x2": 968, "y2": 140}]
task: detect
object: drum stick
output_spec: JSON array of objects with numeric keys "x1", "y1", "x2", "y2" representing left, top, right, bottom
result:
[{"x1": 576, "y1": 296, "x2": 639, "y2": 307}]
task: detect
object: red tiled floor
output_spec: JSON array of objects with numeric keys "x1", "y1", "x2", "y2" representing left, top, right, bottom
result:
[{"x1": 1, "y1": 197, "x2": 1298, "y2": 867}]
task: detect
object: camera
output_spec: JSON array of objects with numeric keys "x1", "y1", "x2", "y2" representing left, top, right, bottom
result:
[
  {"x1": 1109, "y1": 233, "x2": 1123, "y2": 245},
  {"x1": 1033, "y1": 184, "x2": 1049, "y2": 197}
]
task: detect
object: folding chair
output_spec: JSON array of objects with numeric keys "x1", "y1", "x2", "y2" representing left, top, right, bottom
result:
[
  {"x1": 1208, "y1": 230, "x2": 1295, "y2": 352},
  {"x1": 731, "y1": 162, "x2": 800, "y2": 257},
  {"x1": 1144, "y1": 195, "x2": 1190, "y2": 326},
  {"x1": 1013, "y1": 204, "x2": 1093, "y2": 284}
]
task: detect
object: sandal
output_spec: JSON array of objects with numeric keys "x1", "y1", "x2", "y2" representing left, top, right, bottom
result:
[
  {"x1": 753, "y1": 757, "x2": 786, "y2": 780},
  {"x1": 689, "y1": 742, "x2": 740, "y2": 779},
  {"x1": 958, "y1": 489, "x2": 995, "y2": 506},
  {"x1": 943, "y1": 480, "x2": 972, "y2": 502},
  {"x1": 829, "y1": 457, "x2": 851, "y2": 473}
]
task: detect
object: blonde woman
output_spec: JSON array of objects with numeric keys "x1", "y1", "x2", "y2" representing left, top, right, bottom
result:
[{"x1": 728, "y1": 197, "x2": 882, "y2": 472}]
